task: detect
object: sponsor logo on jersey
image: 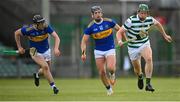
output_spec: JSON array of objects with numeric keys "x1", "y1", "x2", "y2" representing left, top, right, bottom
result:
[{"x1": 92, "y1": 28, "x2": 112, "y2": 39}]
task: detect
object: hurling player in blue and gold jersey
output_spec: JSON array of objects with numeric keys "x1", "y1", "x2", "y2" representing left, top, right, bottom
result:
[
  {"x1": 14, "y1": 15, "x2": 60, "y2": 94},
  {"x1": 81, "y1": 6, "x2": 126, "y2": 96}
]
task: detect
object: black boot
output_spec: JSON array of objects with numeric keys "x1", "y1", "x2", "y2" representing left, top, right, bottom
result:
[
  {"x1": 137, "y1": 74, "x2": 144, "y2": 90},
  {"x1": 145, "y1": 84, "x2": 155, "y2": 92},
  {"x1": 33, "y1": 73, "x2": 40, "y2": 87},
  {"x1": 53, "y1": 87, "x2": 59, "y2": 94}
]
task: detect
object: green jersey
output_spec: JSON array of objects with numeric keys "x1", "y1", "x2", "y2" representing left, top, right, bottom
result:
[{"x1": 122, "y1": 15, "x2": 158, "y2": 48}]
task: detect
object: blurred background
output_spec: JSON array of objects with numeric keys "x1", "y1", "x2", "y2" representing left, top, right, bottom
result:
[{"x1": 0, "y1": 0, "x2": 179, "y2": 78}]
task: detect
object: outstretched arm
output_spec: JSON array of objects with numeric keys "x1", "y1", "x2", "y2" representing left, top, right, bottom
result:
[
  {"x1": 81, "y1": 34, "x2": 89, "y2": 62},
  {"x1": 154, "y1": 21, "x2": 173, "y2": 43},
  {"x1": 114, "y1": 24, "x2": 128, "y2": 43},
  {"x1": 51, "y1": 31, "x2": 60, "y2": 56},
  {"x1": 116, "y1": 27, "x2": 127, "y2": 46},
  {"x1": 14, "y1": 29, "x2": 25, "y2": 54}
]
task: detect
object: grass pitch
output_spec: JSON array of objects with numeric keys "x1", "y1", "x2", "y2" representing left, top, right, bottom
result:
[{"x1": 0, "y1": 77, "x2": 179, "y2": 101}]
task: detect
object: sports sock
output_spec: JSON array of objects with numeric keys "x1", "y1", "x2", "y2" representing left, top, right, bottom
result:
[
  {"x1": 138, "y1": 74, "x2": 143, "y2": 79},
  {"x1": 50, "y1": 82, "x2": 56, "y2": 89},
  {"x1": 109, "y1": 71, "x2": 113, "y2": 75},
  {"x1": 35, "y1": 73, "x2": 39, "y2": 78},
  {"x1": 146, "y1": 78, "x2": 151, "y2": 85},
  {"x1": 109, "y1": 72, "x2": 115, "y2": 78},
  {"x1": 106, "y1": 85, "x2": 111, "y2": 90}
]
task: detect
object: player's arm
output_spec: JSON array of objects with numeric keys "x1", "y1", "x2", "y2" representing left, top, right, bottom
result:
[
  {"x1": 153, "y1": 18, "x2": 172, "y2": 43},
  {"x1": 116, "y1": 27, "x2": 127, "y2": 46},
  {"x1": 14, "y1": 28, "x2": 25, "y2": 54},
  {"x1": 51, "y1": 31, "x2": 60, "y2": 56},
  {"x1": 114, "y1": 24, "x2": 128, "y2": 44},
  {"x1": 81, "y1": 34, "x2": 89, "y2": 62},
  {"x1": 114, "y1": 24, "x2": 120, "y2": 31}
]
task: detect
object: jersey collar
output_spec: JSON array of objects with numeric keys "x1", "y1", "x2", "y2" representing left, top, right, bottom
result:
[
  {"x1": 137, "y1": 14, "x2": 146, "y2": 22},
  {"x1": 93, "y1": 18, "x2": 103, "y2": 24}
]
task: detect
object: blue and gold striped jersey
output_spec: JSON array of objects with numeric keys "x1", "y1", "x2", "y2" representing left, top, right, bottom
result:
[
  {"x1": 84, "y1": 18, "x2": 117, "y2": 51},
  {"x1": 21, "y1": 25, "x2": 54, "y2": 53}
]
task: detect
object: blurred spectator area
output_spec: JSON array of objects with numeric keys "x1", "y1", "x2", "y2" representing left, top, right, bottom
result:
[
  {"x1": 0, "y1": 0, "x2": 180, "y2": 78},
  {"x1": 0, "y1": 0, "x2": 41, "y2": 47}
]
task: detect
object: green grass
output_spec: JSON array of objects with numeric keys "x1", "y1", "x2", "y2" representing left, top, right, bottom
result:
[{"x1": 0, "y1": 77, "x2": 179, "y2": 101}]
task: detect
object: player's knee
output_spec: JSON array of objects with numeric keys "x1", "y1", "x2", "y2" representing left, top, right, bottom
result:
[
  {"x1": 146, "y1": 57, "x2": 152, "y2": 63},
  {"x1": 107, "y1": 64, "x2": 115, "y2": 72},
  {"x1": 41, "y1": 65, "x2": 49, "y2": 71}
]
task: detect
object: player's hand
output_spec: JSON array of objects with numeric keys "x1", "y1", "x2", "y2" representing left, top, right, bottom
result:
[
  {"x1": 54, "y1": 49, "x2": 61, "y2": 56},
  {"x1": 164, "y1": 35, "x2": 173, "y2": 43},
  {"x1": 81, "y1": 51, "x2": 86, "y2": 62},
  {"x1": 118, "y1": 40, "x2": 124, "y2": 47},
  {"x1": 81, "y1": 54, "x2": 86, "y2": 62},
  {"x1": 18, "y1": 47, "x2": 25, "y2": 54}
]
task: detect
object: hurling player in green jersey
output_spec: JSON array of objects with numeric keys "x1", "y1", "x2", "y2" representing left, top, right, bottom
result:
[{"x1": 117, "y1": 4, "x2": 172, "y2": 92}]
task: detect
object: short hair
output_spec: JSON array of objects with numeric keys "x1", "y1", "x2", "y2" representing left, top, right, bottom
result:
[{"x1": 91, "y1": 6, "x2": 102, "y2": 13}]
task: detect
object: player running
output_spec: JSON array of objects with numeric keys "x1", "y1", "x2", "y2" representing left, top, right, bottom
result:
[
  {"x1": 14, "y1": 15, "x2": 60, "y2": 94},
  {"x1": 81, "y1": 6, "x2": 125, "y2": 95},
  {"x1": 117, "y1": 4, "x2": 172, "y2": 92}
]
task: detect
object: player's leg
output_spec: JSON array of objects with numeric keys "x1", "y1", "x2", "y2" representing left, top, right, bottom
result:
[
  {"x1": 96, "y1": 58, "x2": 108, "y2": 86},
  {"x1": 131, "y1": 59, "x2": 142, "y2": 76},
  {"x1": 141, "y1": 46, "x2": 155, "y2": 92},
  {"x1": 106, "y1": 55, "x2": 116, "y2": 86},
  {"x1": 32, "y1": 55, "x2": 58, "y2": 94},
  {"x1": 33, "y1": 67, "x2": 43, "y2": 86},
  {"x1": 129, "y1": 47, "x2": 144, "y2": 90},
  {"x1": 105, "y1": 49, "x2": 116, "y2": 86},
  {"x1": 45, "y1": 49, "x2": 59, "y2": 94},
  {"x1": 32, "y1": 55, "x2": 54, "y2": 83},
  {"x1": 46, "y1": 61, "x2": 59, "y2": 94},
  {"x1": 38, "y1": 68, "x2": 43, "y2": 74},
  {"x1": 95, "y1": 58, "x2": 113, "y2": 95},
  {"x1": 131, "y1": 59, "x2": 144, "y2": 90}
]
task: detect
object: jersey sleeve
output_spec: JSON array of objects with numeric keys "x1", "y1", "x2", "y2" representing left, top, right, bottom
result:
[
  {"x1": 21, "y1": 26, "x2": 28, "y2": 36},
  {"x1": 46, "y1": 25, "x2": 54, "y2": 34},
  {"x1": 122, "y1": 18, "x2": 132, "y2": 30},
  {"x1": 109, "y1": 19, "x2": 117, "y2": 28},
  {"x1": 84, "y1": 27, "x2": 91, "y2": 35}
]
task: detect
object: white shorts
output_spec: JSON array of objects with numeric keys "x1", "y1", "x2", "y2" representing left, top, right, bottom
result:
[
  {"x1": 37, "y1": 49, "x2": 51, "y2": 61},
  {"x1": 128, "y1": 41, "x2": 150, "y2": 61},
  {"x1": 94, "y1": 49, "x2": 116, "y2": 59}
]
